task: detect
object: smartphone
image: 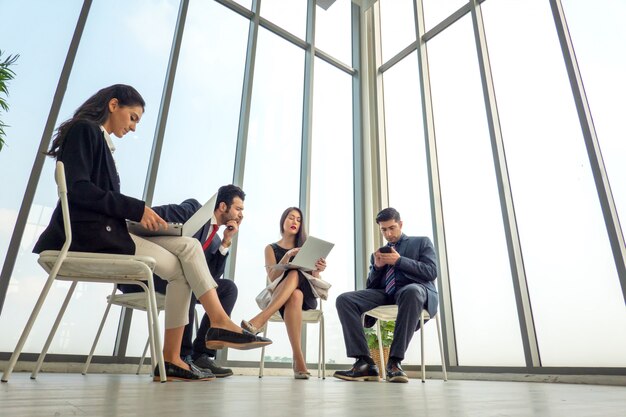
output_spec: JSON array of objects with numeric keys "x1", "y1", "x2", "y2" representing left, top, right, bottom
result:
[{"x1": 379, "y1": 246, "x2": 392, "y2": 253}]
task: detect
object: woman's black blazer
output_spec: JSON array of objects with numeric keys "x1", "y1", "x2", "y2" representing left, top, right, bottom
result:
[{"x1": 33, "y1": 120, "x2": 145, "y2": 255}]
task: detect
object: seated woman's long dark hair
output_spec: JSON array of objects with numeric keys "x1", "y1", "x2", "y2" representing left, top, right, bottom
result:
[
  {"x1": 279, "y1": 207, "x2": 308, "y2": 247},
  {"x1": 46, "y1": 84, "x2": 145, "y2": 158}
]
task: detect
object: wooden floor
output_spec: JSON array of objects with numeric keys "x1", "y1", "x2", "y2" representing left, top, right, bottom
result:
[{"x1": 1, "y1": 372, "x2": 625, "y2": 417}]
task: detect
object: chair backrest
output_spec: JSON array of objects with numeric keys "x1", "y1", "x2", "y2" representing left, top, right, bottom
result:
[{"x1": 55, "y1": 161, "x2": 73, "y2": 252}]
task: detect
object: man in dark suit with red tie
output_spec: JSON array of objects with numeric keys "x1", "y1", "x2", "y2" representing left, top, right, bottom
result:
[
  {"x1": 334, "y1": 207, "x2": 439, "y2": 383},
  {"x1": 120, "y1": 185, "x2": 244, "y2": 378}
]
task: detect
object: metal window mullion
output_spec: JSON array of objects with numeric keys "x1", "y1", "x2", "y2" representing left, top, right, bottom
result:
[
  {"x1": 470, "y1": 0, "x2": 541, "y2": 367},
  {"x1": 351, "y1": 2, "x2": 369, "y2": 287},
  {"x1": 296, "y1": 0, "x2": 317, "y2": 360},
  {"x1": 299, "y1": 0, "x2": 316, "y2": 224},
  {"x1": 0, "y1": 0, "x2": 93, "y2": 314},
  {"x1": 142, "y1": 0, "x2": 189, "y2": 205},
  {"x1": 354, "y1": 4, "x2": 384, "y2": 290},
  {"x1": 373, "y1": 0, "x2": 388, "y2": 226},
  {"x1": 218, "y1": 0, "x2": 261, "y2": 364},
  {"x1": 414, "y1": 0, "x2": 458, "y2": 368},
  {"x1": 550, "y1": 0, "x2": 626, "y2": 303}
]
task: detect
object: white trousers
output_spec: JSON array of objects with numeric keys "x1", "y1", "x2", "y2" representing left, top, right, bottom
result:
[{"x1": 130, "y1": 234, "x2": 217, "y2": 329}]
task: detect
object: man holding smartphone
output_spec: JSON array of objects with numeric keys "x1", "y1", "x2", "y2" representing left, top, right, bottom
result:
[{"x1": 334, "y1": 207, "x2": 439, "y2": 383}]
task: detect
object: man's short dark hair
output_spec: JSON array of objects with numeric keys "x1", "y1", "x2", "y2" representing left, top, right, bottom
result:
[
  {"x1": 376, "y1": 207, "x2": 401, "y2": 224},
  {"x1": 215, "y1": 184, "x2": 245, "y2": 210}
]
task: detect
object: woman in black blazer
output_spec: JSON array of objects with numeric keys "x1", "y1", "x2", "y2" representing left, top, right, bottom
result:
[{"x1": 34, "y1": 85, "x2": 270, "y2": 381}]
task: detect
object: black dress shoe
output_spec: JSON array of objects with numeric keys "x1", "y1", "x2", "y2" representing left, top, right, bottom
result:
[
  {"x1": 205, "y1": 327, "x2": 272, "y2": 350},
  {"x1": 186, "y1": 354, "x2": 233, "y2": 378},
  {"x1": 333, "y1": 358, "x2": 379, "y2": 382},
  {"x1": 153, "y1": 361, "x2": 215, "y2": 382},
  {"x1": 386, "y1": 361, "x2": 409, "y2": 383}
]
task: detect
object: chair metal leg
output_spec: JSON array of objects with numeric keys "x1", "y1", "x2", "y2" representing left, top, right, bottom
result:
[
  {"x1": 144, "y1": 291, "x2": 157, "y2": 376},
  {"x1": 31, "y1": 281, "x2": 78, "y2": 379},
  {"x1": 145, "y1": 276, "x2": 165, "y2": 382},
  {"x1": 435, "y1": 313, "x2": 448, "y2": 381},
  {"x1": 83, "y1": 286, "x2": 117, "y2": 375},
  {"x1": 317, "y1": 322, "x2": 322, "y2": 378},
  {"x1": 377, "y1": 320, "x2": 386, "y2": 381},
  {"x1": 259, "y1": 327, "x2": 268, "y2": 378},
  {"x1": 420, "y1": 311, "x2": 426, "y2": 383},
  {"x1": 137, "y1": 338, "x2": 150, "y2": 375},
  {"x1": 321, "y1": 314, "x2": 325, "y2": 379},
  {"x1": 2, "y1": 267, "x2": 62, "y2": 382}
]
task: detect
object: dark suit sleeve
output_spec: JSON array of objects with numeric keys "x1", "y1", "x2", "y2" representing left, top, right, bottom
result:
[
  {"x1": 60, "y1": 121, "x2": 144, "y2": 221},
  {"x1": 366, "y1": 253, "x2": 385, "y2": 288},
  {"x1": 151, "y1": 199, "x2": 201, "y2": 224},
  {"x1": 395, "y1": 237, "x2": 438, "y2": 283}
]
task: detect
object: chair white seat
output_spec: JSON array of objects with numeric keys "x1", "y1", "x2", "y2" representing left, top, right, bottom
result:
[
  {"x1": 259, "y1": 302, "x2": 326, "y2": 378},
  {"x1": 364, "y1": 304, "x2": 447, "y2": 382},
  {"x1": 1, "y1": 161, "x2": 166, "y2": 382}
]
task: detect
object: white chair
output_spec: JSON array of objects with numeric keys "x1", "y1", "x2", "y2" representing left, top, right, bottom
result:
[
  {"x1": 84, "y1": 290, "x2": 200, "y2": 376},
  {"x1": 258, "y1": 300, "x2": 325, "y2": 379},
  {"x1": 1, "y1": 161, "x2": 166, "y2": 382},
  {"x1": 363, "y1": 305, "x2": 447, "y2": 382},
  {"x1": 83, "y1": 289, "x2": 166, "y2": 376}
]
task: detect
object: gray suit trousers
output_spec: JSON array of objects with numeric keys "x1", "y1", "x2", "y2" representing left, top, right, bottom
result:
[{"x1": 336, "y1": 283, "x2": 428, "y2": 361}]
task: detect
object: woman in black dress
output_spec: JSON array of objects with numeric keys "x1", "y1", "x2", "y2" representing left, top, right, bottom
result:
[{"x1": 241, "y1": 207, "x2": 327, "y2": 379}]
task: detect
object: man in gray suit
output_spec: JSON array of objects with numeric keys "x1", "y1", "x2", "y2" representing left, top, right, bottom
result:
[{"x1": 334, "y1": 208, "x2": 438, "y2": 383}]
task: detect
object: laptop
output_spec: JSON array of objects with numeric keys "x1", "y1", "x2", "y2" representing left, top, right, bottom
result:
[
  {"x1": 272, "y1": 236, "x2": 334, "y2": 272},
  {"x1": 127, "y1": 193, "x2": 217, "y2": 237}
]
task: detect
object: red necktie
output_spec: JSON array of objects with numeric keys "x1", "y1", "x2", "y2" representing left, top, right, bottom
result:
[{"x1": 202, "y1": 224, "x2": 219, "y2": 251}]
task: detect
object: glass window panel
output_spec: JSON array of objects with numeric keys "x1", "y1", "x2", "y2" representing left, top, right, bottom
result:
[
  {"x1": 315, "y1": 0, "x2": 352, "y2": 65},
  {"x1": 428, "y1": 15, "x2": 526, "y2": 366},
  {"x1": 423, "y1": 0, "x2": 469, "y2": 32},
  {"x1": 561, "y1": 0, "x2": 626, "y2": 247},
  {"x1": 229, "y1": 28, "x2": 304, "y2": 362},
  {"x1": 307, "y1": 57, "x2": 353, "y2": 366},
  {"x1": 260, "y1": 0, "x2": 307, "y2": 40},
  {"x1": 483, "y1": 0, "x2": 626, "y2": 367},
  {"x1": 382, "y1": 52, "x2": 441, "y2": 364},
  {"x1": 0, "y1": 0, "x2": 81, "y2": 280},
  {"x1": 0, "y1": 0, "x2": 179, "y2": 355},
  {"x1": 152, "y1": 1, "x2": 248, "y2": 205},
  {"x1": 379, "y1": 0, "x2": 416, "y2": 64}
]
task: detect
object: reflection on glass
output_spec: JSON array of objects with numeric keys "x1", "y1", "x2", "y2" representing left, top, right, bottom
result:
[
  {"x1": 0, "y1": 0, "x2": 179, "y2": 354},
  {"x1": 379, "y1": 0, "x2": 416, "y2": 64},
  {"x1": 315, "y1": 0, "x2": 352, "y2": 65},
  {"x1": 483, "y1": 0, "x2": 626, "y2": 367},
  {"x1": 260, "y1": 0, "x2": 307, "y2": 40},
  {"x1": 229, "y1": 28, "x2": 304, "y2": 362},
  {"x1": 428, "y1": 15, "x2": 525, "y2": 366},
  {"x1": 423, "y1": 0, "x2": 469, "y2": 32},
  {"x1": 308, "y1": 58, "x2": 353, "y2": 366},
  {"x1": 152, "y1": 1, "x2": 248, "y2": 205},
  {"x1": 382, "y1": 52, "x2": 442, "y2": 364}
]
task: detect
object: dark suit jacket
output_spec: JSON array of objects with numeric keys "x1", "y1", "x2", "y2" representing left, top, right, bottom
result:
[
  {"x1": 33, "y1": 120, "x2": 145, "y2": 255},
  {"x1": 364, "y1": 234, "x2": 439, "y2": 329},
  {"x1": 151, "y1": 199, "x2": 227, "y2": 280}
]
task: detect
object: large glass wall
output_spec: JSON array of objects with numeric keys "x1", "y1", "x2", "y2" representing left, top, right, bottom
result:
[
  {"x1": 482, "y1": 0, "x2": 626, "y2": 367},
  {"x1": 377, "y1": 0, "x2": 625, "y2": 369},
  {"x1": 2, "y1": 0, "x2": 624, "y2": 375}
]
